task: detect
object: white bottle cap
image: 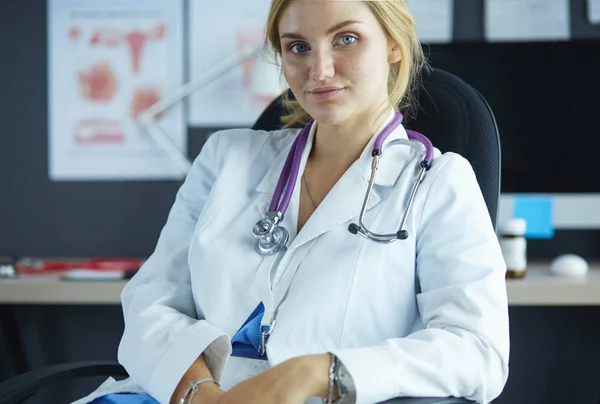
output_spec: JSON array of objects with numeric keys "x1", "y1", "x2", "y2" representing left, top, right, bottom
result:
[{"x1": 501, "y1": 218, "x2": 527, "y2": 236}]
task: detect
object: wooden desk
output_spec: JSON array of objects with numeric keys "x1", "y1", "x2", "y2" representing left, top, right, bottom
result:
[
  {"x1": 506, "y1": 263, "x2": 600, "y2": 306},
  {"x1": 0, "y1": 274, "x2": 125, "y2": 305},
  {"x1": 1, "y1": 263, "x2": 599, "y2": 305}
]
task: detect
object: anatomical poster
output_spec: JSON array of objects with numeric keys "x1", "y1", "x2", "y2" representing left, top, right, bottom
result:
[{"x1": 48, "y1": 0, "x2": 185, "y2": 181}]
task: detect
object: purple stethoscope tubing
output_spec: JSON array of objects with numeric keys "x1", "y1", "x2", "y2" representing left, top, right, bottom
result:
[
  {"x1": 253, "y1": 111, "x2": 434, "y2": 253},
  {"x1": 268, "y1": 124, "x2": 311, "y2": 213}
]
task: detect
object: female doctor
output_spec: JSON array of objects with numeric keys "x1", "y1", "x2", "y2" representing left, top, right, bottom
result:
[{"x1": 75, "y1": 1, "x2": 509, "y2": 403}]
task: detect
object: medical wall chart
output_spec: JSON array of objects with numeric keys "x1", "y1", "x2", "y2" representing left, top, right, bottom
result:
[
  {"x1": 187, "y1": 0, "x2": 286, "y2": 127},
  {"x1": 48, "y1": 0, "x2": 185, "y2": 181}
]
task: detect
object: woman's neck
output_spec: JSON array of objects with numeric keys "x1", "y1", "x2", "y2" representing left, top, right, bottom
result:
[{"x1": 309, "y1": 107, "x2": 392, "y2": 170}]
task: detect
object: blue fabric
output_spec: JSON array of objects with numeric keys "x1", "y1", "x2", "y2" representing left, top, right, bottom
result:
[
  {"x1": 90, "y1": 393, "x2": 159, "y2": 404},
  {"x1": 230, "y1": 302, "x2": 268, "y2": 360},
  {"x1": 231, "y1": 302, "x2": 264, "y2": 350}
]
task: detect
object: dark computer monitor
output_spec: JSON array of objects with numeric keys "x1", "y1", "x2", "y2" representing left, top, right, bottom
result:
[{"x1": 426, "y1": 40, "x2": 600, "y2": 229}]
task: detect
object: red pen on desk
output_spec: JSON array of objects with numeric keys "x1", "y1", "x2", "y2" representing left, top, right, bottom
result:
[{"x1": 16, "y1": 258, "x2": 143, "y2": 280}]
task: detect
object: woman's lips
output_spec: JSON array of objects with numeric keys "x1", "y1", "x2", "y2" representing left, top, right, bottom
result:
[{"x1": 309, "y1": 87, "x2": 344, "y2": 101}]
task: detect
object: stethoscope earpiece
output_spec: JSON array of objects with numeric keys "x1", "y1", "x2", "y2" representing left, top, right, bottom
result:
[
  {"x1": 347, "y1": 223, "x2": 360, "y2": 235},
  {"x1": 396, "y1": 230, "x2": 409, "y2": 240}
]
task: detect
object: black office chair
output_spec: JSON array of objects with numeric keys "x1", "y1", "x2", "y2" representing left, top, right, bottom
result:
[{"x1": 0, "y1": 67, "x2": 499, "y2": 404}]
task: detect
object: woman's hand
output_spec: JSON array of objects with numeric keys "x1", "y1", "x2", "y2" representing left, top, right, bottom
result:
[{"x1": 209, "y1": 354, "x2": 333, "y2": 404}]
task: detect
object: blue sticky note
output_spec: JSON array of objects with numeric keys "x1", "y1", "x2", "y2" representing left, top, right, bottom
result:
[{"x1": 513, "y1": 196, "x2": 554, "y2": 239}]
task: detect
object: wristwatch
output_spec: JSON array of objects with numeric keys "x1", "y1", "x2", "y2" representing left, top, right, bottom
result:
[{"x1": 334, "y1": 355, "x2": 357, "y2": 403}]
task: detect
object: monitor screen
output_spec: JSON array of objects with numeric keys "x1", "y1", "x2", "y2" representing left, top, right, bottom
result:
[{"x1": 427, "y1": 41, "x2": 600, "y2": 194}]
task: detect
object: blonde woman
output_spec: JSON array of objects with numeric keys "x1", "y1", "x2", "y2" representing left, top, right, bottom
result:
[{"x1": 74, "y1": 1, "x2": 509, "y2": 403}]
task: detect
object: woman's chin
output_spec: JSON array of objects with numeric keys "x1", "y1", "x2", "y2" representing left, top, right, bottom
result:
[{"x1": 306, "y1": 105, "x2": 352, "y2": 126}]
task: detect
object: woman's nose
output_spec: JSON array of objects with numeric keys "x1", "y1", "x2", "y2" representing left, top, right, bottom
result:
[{"x1": 309, "y1": 49, "x2": 335, "y2": 82}]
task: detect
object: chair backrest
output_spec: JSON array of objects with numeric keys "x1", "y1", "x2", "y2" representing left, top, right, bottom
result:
[{"x1": 252, "y1": 68, "x2": 501, "y2": 228}]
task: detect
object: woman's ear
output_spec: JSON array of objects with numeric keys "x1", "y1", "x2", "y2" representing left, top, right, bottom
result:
[{"x1": 388, "y1": 42, "x2": 402, "y2": 64}]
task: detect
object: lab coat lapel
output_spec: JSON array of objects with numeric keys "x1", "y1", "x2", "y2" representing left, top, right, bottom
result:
[
  {"x1": 288, "y1": 161, "x2": 379, "y2": 251},
  {"x1": 289, "y1": 112, "x2": 415, "y2": 251},
  {"x1": 253, "y1": 119, "x2": 375, "y2": 253},
  {"x1": 255, "y1": 136, "x2": 297, "y2": 196}
]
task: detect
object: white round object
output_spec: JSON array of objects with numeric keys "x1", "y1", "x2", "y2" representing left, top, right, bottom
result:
[{"x1": 550, "y1": 254, "x2": 589, "y2": 278}]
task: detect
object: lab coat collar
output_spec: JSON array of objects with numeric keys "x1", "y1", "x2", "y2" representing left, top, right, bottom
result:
[{"x1": 255, "y1": 109, "x2": 417, "y2": 252}]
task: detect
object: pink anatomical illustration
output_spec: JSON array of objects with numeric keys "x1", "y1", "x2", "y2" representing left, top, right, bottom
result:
[
  {"x1": 68, "y1": 25, "x2": 81, "y2": 41},
  {"x1": 90, "y1": 23, "x2": 167, "y2": 75},
  {"x1": 236, "y1": 29, "x2": 281, "y2": 105},
  {"x1": 236, "y1": 29, "x2": 264, "y2": 88},
  {"x1": 74, "y1": 118, "x2": 125, "y2": 145},
  {"x1": 130, "y1": 86, "x2": 162, "y2": 119},
  {"x1": 77, "y1": 62, "x2": 118, "y2": 102}
]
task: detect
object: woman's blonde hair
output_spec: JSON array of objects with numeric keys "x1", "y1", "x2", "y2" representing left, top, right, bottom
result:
[{"x1": 264, "y1": 0, "x2": 429, "y2": 127}]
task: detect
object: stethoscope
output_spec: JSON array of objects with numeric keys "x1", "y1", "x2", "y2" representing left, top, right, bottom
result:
[{"x1": 252, "y1": 111, "x2": 434, "y2": 255}]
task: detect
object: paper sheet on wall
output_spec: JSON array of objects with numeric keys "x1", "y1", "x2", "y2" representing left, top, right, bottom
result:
[
  {"x1": 48, "y1": 0, "x2": 186, "y2": 181},
  {"x1": 484, "y1": 0, "x2": 570, "y2": 42},
  {"x1": 588, "y1": 0, "x2": 600, "y2": 24},
  {"x1": 188, "y1": 0, "x2": 286, "y2": 127},
  {"x1": 407, "y1": 0, "x2": 454, "y2": 43}
]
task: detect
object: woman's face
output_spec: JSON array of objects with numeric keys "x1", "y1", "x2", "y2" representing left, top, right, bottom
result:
[{"x1": 278, "y1": 0, "x2": 400, "y2": 126}]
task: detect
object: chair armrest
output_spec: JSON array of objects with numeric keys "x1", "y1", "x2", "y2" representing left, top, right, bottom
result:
[{"x1": 0, "y1": 361, "x2": 128, "y2": 404}]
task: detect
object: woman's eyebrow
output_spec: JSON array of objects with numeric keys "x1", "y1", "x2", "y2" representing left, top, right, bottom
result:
[{"x1": 280, "y1": 19, "x2": 362, "y2": 40}]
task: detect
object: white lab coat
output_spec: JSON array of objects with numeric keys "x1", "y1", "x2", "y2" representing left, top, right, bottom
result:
[{"x1": 73, "y1": 111, "x2": 509, "y2": 404}]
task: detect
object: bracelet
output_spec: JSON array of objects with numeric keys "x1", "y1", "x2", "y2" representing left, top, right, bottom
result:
[
  {"x1": 326, "y1": 353, "x2": 338, "y2": 404},
  {"x1": 333, "y1": 356, "x2": 356, "y2": 404},
  {"x1": 179, "y1": 378, "x2": 220, "y2": 404}
]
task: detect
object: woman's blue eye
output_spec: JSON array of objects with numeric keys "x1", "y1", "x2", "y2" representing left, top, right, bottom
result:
[
  {"x1": 338, "y1": 35, "x2": 357, "y2": 45},
  {"x1": 290, "y1": 43, "x2": 309, "y2": 53},
  {"x1": 289, "y1": 36, "x2": 356, "y2": 53}
]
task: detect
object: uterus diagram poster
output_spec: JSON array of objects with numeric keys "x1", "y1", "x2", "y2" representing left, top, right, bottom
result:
[
  {"x1": 48, "y1": 0, "x2": 185, "y2": 181},
  {"x1": 188, "y1": 0, "x2": 288, "y2": 127}
]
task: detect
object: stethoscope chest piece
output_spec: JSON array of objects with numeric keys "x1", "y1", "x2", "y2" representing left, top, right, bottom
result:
[
  {"x1": 253, "y1": 216, "x2": 278, "y2": 238},
  {"x1": 256, "y1": 225, "x2": 289, "y2": 255}
]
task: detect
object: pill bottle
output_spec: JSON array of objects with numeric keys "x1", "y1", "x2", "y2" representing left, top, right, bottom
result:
[{"x1": 499, "y1": 218, "x2": 527, "y2": 279}]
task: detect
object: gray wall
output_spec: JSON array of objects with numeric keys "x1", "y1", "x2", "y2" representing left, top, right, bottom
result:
[{"x1": 1, "y1": 1, "x2": 600, "y2": 403}]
